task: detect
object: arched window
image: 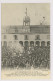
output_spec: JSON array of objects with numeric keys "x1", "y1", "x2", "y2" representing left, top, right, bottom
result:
[{"x1": 41, "y1": 41, "x2": 45, "y2": 47}]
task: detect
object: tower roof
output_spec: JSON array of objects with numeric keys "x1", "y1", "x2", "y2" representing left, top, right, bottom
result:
[
  {"x1": 23, "y1": 16, "x2": 30, "y2": 22},
  {"x1": 23, "y1": 8, "x2": 30, "y2": 25}
]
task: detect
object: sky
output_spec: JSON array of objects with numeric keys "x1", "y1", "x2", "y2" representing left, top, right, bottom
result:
[{"x1": 1, "y1": 3, "x2": 50, "y2": 27}]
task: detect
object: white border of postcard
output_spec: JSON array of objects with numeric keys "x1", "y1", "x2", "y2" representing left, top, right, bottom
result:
[{"x1": 0, "y1": 0, "x2": 53, "y2": 81}]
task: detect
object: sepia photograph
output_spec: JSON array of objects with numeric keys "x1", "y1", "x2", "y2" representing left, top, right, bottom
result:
[{"x1": 1, "y1": 3, "x2": 50, "y2": 79}]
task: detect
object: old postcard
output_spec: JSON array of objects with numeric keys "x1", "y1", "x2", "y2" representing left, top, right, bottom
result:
[{"x1": 1, "y1": 3, "x2": 50, "y2": 79}]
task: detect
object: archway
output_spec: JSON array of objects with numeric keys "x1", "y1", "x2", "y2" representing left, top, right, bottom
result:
[
  {"x1": 24, "y1": 41, "x2": 28, "y2": 47},
  {"x1": 36, "y1": 41, "x2": 40, "y2": 46},
  {"x1": 30, "y1": 41, "x2": 34, "y2": 46},
  {"x1": 19, "y1": 41, "x2": 23, "y2": 46},
  {"x1": 41, "y1": 41, "x2": 45, "y2": 47}
]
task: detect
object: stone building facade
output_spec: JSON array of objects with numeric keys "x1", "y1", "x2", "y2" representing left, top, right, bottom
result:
[{"x1": 1, "y1": 8, "x2": 50, "y2": 48}]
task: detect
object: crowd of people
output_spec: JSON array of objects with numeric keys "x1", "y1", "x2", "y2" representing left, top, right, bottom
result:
[{"x1": 1, "y1": 45, "x2": 50, "y2": 69}]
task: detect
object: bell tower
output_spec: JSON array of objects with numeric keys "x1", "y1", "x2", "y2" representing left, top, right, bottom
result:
[{"x1": 23, "y1": 8, "x2": 30, "y2": 26}]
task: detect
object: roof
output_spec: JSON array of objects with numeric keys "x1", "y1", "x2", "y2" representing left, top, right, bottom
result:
[
  {"x1": 30, "y1": 25, "x2": 50, "y2": 34},
  {"x1": 2, "y1": 25, "x2": 50, "y2": 34}
]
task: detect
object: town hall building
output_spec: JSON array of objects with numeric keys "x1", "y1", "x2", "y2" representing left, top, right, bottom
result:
[{"x1": 1, "y1": 8, "x2": 50, "y2": 48}]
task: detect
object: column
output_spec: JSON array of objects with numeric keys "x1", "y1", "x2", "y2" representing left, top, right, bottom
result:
[
  {"x1": 45, "y1": 41, "x2": 47, "y2": 46},
  {"x1": 40, "y1": 41, "x2": 41, "y2": 46},
  {"x1": 23, "y1": 42, "x2": 25, "y2": 47},
  {"x1": 28, "y1": 41, "x2": 30, "y2": 47},
  {"x1": 34, "y1": 42, "x2": 35, "y2": 46}
]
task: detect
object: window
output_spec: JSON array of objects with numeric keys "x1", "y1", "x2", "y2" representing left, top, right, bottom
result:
[
  {"x1": 35, "y1": 35, "x2": 40, "y2": 40},
  {"x1": 25, "y1": 35, "x2": 28, "y2": 40},
  {"x1": 4, "y1": 35, "x2": 6, "y2": 39},
  {"x1": 14, "y1": 35, "x2": 18, "y2": 40}
]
